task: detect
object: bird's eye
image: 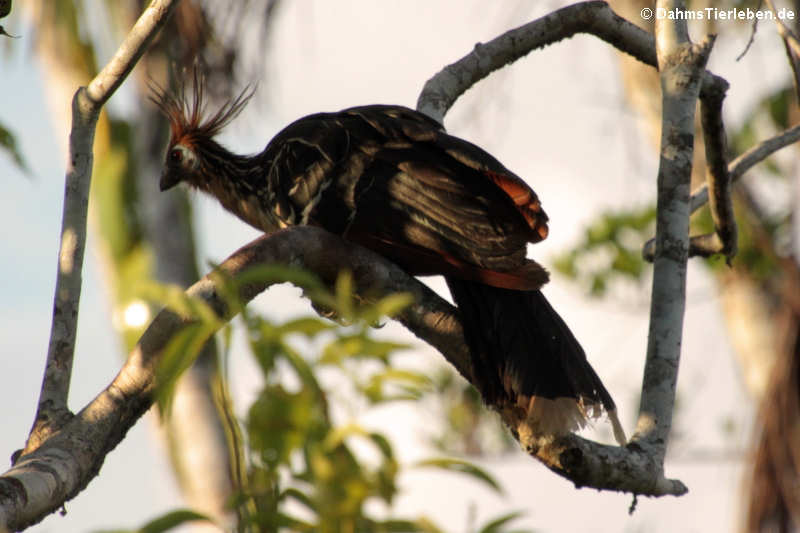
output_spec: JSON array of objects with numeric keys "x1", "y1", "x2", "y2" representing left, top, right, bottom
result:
[{"x1": 169, "y1": 148, "x2": 183, "y2": 164}]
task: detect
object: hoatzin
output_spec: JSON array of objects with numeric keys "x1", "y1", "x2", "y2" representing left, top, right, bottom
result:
[{"x1": 152, "y1": 79, "x2": 626, "y2": 445}]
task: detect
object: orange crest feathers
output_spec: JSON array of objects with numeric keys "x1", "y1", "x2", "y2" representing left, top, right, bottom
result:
[{"x1": 149, "y1": 69, "x2": 256, "y2": 145}]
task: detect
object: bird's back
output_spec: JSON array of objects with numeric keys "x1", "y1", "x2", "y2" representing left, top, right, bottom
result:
[{"x1": 258, "y1": 105, "x2": 550, "y2": 289}]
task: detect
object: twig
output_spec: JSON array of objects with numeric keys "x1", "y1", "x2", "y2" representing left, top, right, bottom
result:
[
  {"x1": 765, "y1": 0, "x2": 800, "y2": 98},
  {"x1": 736, "y1": 0, "x2": 762, "y2": 62},
  {"x1": 696, "y1": 75, "x2": 737, "y2": 262},
  {"x1": 25, "y1": 0, "x2": 180, "y2": 454},
  {"x1": 689, "y1": 123, "x2": 800, "y2": 213},
  {"x1": 644, "y1": 122, "x2": 800, "y2": 257}
]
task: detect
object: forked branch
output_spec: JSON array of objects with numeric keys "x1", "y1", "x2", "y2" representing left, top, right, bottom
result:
[
  {"x1": 0, "y1": 227, "x2": 686, "y2": 533},
  {"x1": 27, "y1": 0, "x2": 180, "y2": 454}
]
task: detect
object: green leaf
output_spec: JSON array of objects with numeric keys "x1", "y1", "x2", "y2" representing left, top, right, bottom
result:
[
  {"x1": 477, "y1": 511, "x2": 529, "y2": 533},
  {"x1": 374, "y1": 518, "x2": 446, "y2": 533},
  {"x1": 553, "y1": 206, "x2": 656, "y2": 297},
  {"x1": 334, "y1": 271, "x2": 356, "y2": 321},
  {"x1": 91, "y1": 509, "x2": 213, "y2": 533},
  {"x1": 154, "y1": 322, "x2": 216, "y2": 414},
  {"x1": 323, "y1": 422, "x2": 370, "y2": 450},
  {"x1": 320, "y1": 332, "x2": 409, "y2": 365},
  {"x1": 359, "y1": 292, "x2": 414, "y2": 324},
  {"x1": 281, "y1": 487, "x2": 317, "y2": 512},
  {"x1": 137, "y1": 280, "x2": 221, "y2": 326},
  {"x1": 138, "y1": 510, "x2": 212, "y2": 533},
  {"x1": 362, "y1": 368, "x2": 431, "y2": 403},
  {"x1": 0, "y1": 122, "x2": 28, "y2": 174},
  {"x1": 247, "y1": 385, "x2": 328, "y2": 467},
  {"x1": 414, "y1": 457, "x2": 504, "y2": 495},
  {"x1": 277, "y1": 316, "x2": 335, "y2": 337}
]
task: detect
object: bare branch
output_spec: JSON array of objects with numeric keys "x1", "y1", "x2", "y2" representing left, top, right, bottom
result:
[
  {"x1": 765, "y1": 0, "x2": 800, "y2": 98},
  {"x1": 417, "y1": 0, "x2": 708, "y2": 495},
  {"x1": 0, "y1": 226, "x2": 690, "y2": 531},
  {"x1": 416, "y1": 0, "x2": 727, "y2": 122},
  {"x1": 643, "y1": 121, "x2": 800, "y2": 259},
  {"x1": 634, "y1": 0, "x2": 714, "y2": 471},
  {"x1": 417, "y1": 1, "x2": 652, "y2": 121},
  {"x1": 696, "y1": 75, "x2": 736, "y2": 262},
  {"x1": 0, "y1": 227, "x2": 458, "y2": 530},
  {"x1": 28, "y1": 0, "x2": 180, "y2": 453},
  {"x1": 689, "y1": 123, "x2": 800, "y2": 213}
]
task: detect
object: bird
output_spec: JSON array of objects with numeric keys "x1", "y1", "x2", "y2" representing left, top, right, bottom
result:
[{"x1": 151, "y1": 75, "x2": 626, "y2": 445}]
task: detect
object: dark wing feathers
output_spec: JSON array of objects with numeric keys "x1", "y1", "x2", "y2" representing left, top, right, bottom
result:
[{"x1": 263, "y1": 105, "x2": 549, "y2": 289}]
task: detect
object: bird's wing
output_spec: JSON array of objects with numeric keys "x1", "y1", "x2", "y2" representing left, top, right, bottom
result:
[{"x1": 266, "y1": 105, "x2": 550, "y2": 289}]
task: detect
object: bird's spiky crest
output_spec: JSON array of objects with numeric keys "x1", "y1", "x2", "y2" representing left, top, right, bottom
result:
[{"x1": 149, "y1": 69, "x2": 255, "y2": 145}]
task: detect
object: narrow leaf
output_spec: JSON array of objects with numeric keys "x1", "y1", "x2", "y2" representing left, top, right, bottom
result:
[
  {"x1": 477, "y1": 511, "x2": 528, "y2": 533},
  {"x1": 414, "y1": 457, "x2": 504, "y2": 495},
  {"x1": 106, "y1": 509, "x2": 213, "y2": 533},
  {"x1": 0, "y1": 122, "x2": 28, "y2": 173}
]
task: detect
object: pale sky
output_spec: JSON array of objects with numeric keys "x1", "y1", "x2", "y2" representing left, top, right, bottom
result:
[{"x1": 0, "y1": 1, "x2": 788, "y2": 531}]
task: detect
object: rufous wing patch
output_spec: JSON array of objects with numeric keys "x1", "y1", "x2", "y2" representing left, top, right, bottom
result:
[{"x1": 484, "y1": 169, "x2": 549, "y2": 242}]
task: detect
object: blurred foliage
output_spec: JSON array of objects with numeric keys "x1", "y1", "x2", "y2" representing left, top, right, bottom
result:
[
  {"x1": 426, "y1": 369, "x2": 516, "y2": 456},
  {"x1": 0, "y1": 121, "x2": 27, "y2": 173},
  {"x1": 730, "y1": 87, "x2": 796, "y2": 179},
  {"x1": 553, "y1": 206, "x2": 656, "y2": 297},
  {"x1": 557, "y1": 82, "x2": 800, "y2": 296},
  {"x1": 95, "y1": 509, "x2": 214, "y2": 533},
  {"x1": 134, "y1": 270, "x2": 532, "y2": 533},
  {"x1": 692, "y1": 201, "x2": 785, "y2": 280}
]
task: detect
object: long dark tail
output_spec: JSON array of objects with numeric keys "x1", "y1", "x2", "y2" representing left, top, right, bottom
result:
[{"x1": 445, "y1": 277, "x2": 625, "y2": 444}]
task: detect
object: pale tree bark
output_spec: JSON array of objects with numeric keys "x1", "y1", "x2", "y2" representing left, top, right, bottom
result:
[
  {"x1": 5, "y1": 1, "x2": 799, "y2": 530},
  {"x1": 23, "y1": 0, "x2": 180, "y2": 454},
  {"x1": 635, "y1": 0, "x2": 712, "y2": 464},
  {"x1": 21, "y1": 2, "x2": 237, "y2": 529},
  {"x1": 605, "y1": 0, "x2": 800, "y2": 528}
]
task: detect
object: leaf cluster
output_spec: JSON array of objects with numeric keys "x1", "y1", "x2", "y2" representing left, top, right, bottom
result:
[
  {"x1": 128, "y1": 268, "x2": 531, "y2": 533},
  {"x1": 553, "y1": 206, "x2": 656, "y2": 297}
]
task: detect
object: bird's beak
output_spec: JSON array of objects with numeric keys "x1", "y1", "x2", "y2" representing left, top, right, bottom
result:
[{"x1": 159, "y1": 169, "x2": 180, "y2": 191}]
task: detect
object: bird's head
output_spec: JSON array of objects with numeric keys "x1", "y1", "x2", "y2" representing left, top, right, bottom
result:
[{"x1": 150, "y1": 72, "x2": 254, "y2": 191}]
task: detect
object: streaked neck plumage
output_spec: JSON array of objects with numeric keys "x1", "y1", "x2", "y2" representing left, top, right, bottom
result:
[{"x1": 189, "y1": 138, "x2": 284, "y2": 233}]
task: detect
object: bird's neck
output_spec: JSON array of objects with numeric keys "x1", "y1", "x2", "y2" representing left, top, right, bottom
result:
[{"x1": 193, "y1": 139, "x2": 282, "y2": 232}]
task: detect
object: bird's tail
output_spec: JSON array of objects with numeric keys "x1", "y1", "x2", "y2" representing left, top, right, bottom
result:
[{"x1": 445, "y1": 277, "x2": 626, "y2": 445}]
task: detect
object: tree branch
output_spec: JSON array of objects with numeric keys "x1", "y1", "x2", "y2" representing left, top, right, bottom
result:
[
  {"x1": 11, "y1": 4, "x2": 756, "y2": 527},
  {"x1": 643, "y1": 121, "x2": 800, "y2": 259},
  {"x1": 635, "y1": 0, "x2": 713, "y2": 468},
  {"x1": 0, "y1": 228, "x2": 457, "y2": 530},
  {"x1": 692, "y1": 75, "x2": 736, "y2": 261},
  {"x1": 0, "y1": 225, "x2": 692, "y2": 530},
  {"x1": 765, "y1": 0, "x2": 800, "y2": 98},
  {"x1": 27, "y1": 0, "x2": 180, "y2": 453},
  {"x1": 689, "y1": 123, "x2": 800, "y2": 213},
  {"x1": 416, "y1": 0, "x2": 728, "y2": 122}
]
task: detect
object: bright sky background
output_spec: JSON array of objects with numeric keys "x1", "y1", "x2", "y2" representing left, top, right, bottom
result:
[{"x1": 0, "y1": 1, "x2": 790, "y2": 531}]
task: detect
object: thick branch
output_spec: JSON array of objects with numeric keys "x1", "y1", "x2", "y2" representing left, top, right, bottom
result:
[
  {"x1": 1, "y1": 226, "x2": 691, "y2": 530},
  {"x1": 417, "y1": 0, "x2": 726, "y2": 122},
  {"x1": 28, "y1": 0, "x2": 179, "y2": 452},
  {"x1": 634, "y1": 2, "x2": 713, "y2": 471},
  {"x1": 416, "y1": 0, "x2": 698, "y2": 495},
  {"x1": 0, "y1": 228, "x2": 455, "y2": 531}
]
